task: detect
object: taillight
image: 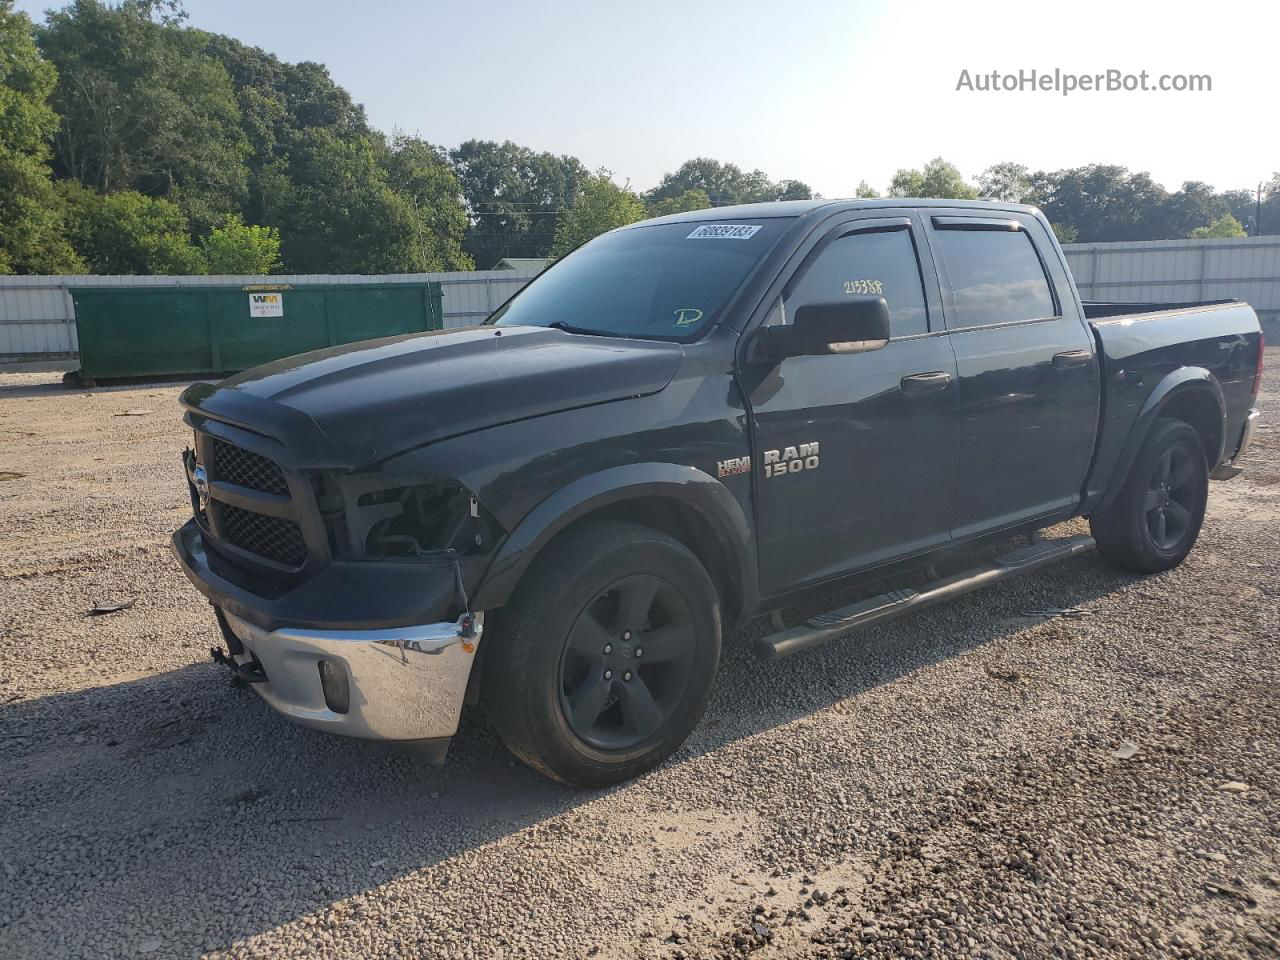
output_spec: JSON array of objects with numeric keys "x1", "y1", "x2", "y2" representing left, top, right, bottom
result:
[{"x1": 1253, "y1": 330, "x2": 1265, "y2": 398}]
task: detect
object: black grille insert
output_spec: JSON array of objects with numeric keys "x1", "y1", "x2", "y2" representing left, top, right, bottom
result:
[
  {"x1": 213, "y1": 439, "x2": 289, "y2": 495},
  {"x1": 218, "y1": 503, "x2": 307, "y2": 568}
]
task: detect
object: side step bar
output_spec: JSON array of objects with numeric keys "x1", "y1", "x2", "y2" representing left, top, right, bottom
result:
[{"x1": 755, "y1": 534, "x2": 1096, "y2": 660}]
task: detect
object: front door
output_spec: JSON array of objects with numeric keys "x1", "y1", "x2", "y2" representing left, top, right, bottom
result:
[{"x1": 748, "y1": 216, "x2": 958, "y2": 597}]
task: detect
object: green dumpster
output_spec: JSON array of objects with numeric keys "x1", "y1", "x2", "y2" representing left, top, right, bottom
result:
[{"x1": 70, "y1": 281, "x2": 444, "y2": 383}]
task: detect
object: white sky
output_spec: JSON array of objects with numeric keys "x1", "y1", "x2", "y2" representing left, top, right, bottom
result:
[{"x1": 16, "y1": 0, "x2": 1280, "y2": 195}]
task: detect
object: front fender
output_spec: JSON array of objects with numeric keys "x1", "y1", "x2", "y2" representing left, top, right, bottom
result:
[
  {"x1": 469, "y1": 462, "x2": 756, "y2": 618},
  {"x1": 1090, "y1": 366, "x2": 1226, "y2": 514}
]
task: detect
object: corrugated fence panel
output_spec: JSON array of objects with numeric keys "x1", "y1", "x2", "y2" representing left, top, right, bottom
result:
[
  {"x1": 1062, "y1": 237, "x2": 1280, "y2": 323},
  {"x1": 428, "y1": 270, "x2": 536, "y2": 328}
]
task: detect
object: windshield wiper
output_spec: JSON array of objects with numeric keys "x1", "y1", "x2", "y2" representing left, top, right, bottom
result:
[{"x1": 545, "y1": 320, "x2": 615, "y2": 337}]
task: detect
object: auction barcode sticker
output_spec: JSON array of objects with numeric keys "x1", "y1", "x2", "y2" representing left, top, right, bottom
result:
[{"x1": 687, "y1": 224, "x2": 762, "y2": 240}]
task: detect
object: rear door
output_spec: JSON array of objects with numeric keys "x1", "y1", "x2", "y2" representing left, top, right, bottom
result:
[
  {"x1": 748, "y1": 213, "x2": 958, "y2": 595},
  {"x1": 924, "y1": 212, "x2": 1098, "y2": 539}
]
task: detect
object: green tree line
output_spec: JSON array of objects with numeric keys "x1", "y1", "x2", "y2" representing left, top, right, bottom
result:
[
  {"x1": 2, "y1": 2, "x2": 1277, "y2": 276},
  {"x1": 0, "y1": 0, "x2": 814, "y2": 275},
  {"x1": 878, "y1": 158, "x2": 1276, "y2": 244}
]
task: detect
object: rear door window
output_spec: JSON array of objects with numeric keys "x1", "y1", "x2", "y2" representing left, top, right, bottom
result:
[{"x1": 933, "y1": 227, "x2": 1056, "y2": 328}]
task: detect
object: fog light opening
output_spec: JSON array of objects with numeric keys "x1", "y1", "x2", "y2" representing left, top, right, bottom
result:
[{"x1": 318, "y1": 659, "x2": 350, "y2": 714}]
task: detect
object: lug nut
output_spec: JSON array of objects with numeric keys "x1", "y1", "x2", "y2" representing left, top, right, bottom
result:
[
  {"x1": 603, "y1": 643, "x2": 612, "y2": 654},
  {"x1": 622, "y1": 631, "x2": 632, "y2": 641},
  {"x1": 603, "y1": 669, "x2": 612, "y2": 680},
  {"x1": 635, "y1": 647, "x2": 644, "y2": 658},
  {"x1": 623, "y1": 671, "x2": 632, "y2": 681}
]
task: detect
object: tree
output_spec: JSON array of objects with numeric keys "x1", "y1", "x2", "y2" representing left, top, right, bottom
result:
[
  {"x1": 274, "y1": 129, "x2": 422, "y2": 273},
  {"x1": 648, "y1": 188, "x2": 710, "y2": 217},
  {"x1": 449, "y1": 139, "x2": 587, "y2": 267},
  {"x1": 773, "y1": 178, "x2": 813, "y2": 201},
  {"x1": 1030, "y1": 165, "x2": 1163, "y2": 242},
  {"x1": 384, "y1": 134, "x2": 473, "y2": 270},
  {"x1": 0, "y1": 0, "x2": 82, "y2": 273},
  {"x1": 1157, "y1": 181, "x2": 1230, "y2": 239},
  {"x1": 1262, "y1": 173, "x2": 1280, "y2": 237},
  {"x1": 977, "y1": 162, "x2": 1032, "y2": 202},
  {"x1": 551, "y1": 169, "x2": 646, "y2": 256},
  {"x1": 1051, "y1": 222, "x2": 1078, "y2": 245},
  {"x1": 888, "y1": 158, "x2": 978, "y2": 199},
  {"x1": 1189, "y1": 214, "x2": 1246, "y2": 239},
  {"x1": 60, "y1": 181, "x2": 205, "y2": 273},
  {"x1": 201, "y1": 213, "x2": 280, "y2": 273},
  {"x1": 854, "y1": 180, "x2": 880, "y2": 198},
  {"x1": 201, "y1": 33, "x2": 372, "y2": 227},
  {"x1": 646, "y1": 157, "x2": 811, "y2": 207},
  {"x1": 1220, "y1": 189, "x2": 1259, "y2": 234},
  {"x1": 38, "y1": 0, "x2": 249, "y2": 230}
]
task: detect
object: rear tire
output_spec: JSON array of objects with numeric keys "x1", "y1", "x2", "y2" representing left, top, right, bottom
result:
[
  {"x1": 485, "y1": 521, "x2": 721, "y2": 787},
  {"x1": 1090, "y1": 417, "x2": 1208, "y2": 574}
]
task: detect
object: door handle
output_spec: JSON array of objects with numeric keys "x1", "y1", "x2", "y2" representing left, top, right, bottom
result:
[
  {"x1": 899, "y1": 371, "x2": 953, "y2": 395},
  {"x1": 1052, "y1": 349, "x2": 1092, "y2": 369}
]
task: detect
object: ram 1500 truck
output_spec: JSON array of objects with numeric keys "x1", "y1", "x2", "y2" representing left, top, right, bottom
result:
[{"x1": 173, "y1": 199, "x2": 1263, "y2": 786}]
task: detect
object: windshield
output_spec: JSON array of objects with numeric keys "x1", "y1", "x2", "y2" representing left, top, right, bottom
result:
[{"x1": 489, "y1": 219, "x2": 790, "y2": 340}]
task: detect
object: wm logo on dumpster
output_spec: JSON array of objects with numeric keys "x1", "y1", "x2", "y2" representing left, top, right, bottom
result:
[{"x1": 248, "y1": 293, "x2": 284, "y2": 318}]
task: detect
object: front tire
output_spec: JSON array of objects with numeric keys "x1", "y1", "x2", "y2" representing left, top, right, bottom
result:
[
  {"x1": 1090, "y1": 417, "x2": 1209, "y2": 574},
  {"x1": 485, "y1": 521, "x2": 721, "y2": 787}
]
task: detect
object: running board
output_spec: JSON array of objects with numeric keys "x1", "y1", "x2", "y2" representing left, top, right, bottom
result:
[{"x1": 755, "y1": 534, "x2": 1096, "y2": 660}]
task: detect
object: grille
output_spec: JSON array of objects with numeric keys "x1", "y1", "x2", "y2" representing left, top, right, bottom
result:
[
  {"x1": 218, "y1": 503, "x2": 307, "y2": 568},
  {"x1": 213, "y1": 439, "x2": 289, "y2": 495}
]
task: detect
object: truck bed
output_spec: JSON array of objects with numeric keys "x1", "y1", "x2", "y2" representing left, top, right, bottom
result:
[
  {"x1": 1082, "y1": 298, "x2": 1238, "y2": 320},
  {"x1": 1082, "y1": 297, "x2": 1261, "y2": 512}
]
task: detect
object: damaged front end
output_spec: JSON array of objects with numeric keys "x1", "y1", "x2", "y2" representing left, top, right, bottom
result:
[{"x1": 172, "y1": 412, "x2": 507, "y2": 749}]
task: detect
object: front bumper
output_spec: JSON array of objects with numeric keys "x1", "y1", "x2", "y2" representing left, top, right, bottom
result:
[
  {"x1": 172, "y1": 518, "x2": 485, "y2": 743},
  {"x1": 218, "y1": 608, "x2": 482, "y2": 742}
]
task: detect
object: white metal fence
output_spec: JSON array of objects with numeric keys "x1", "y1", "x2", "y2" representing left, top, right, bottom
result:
[
  {"x1": 0, "y1": 269, "x2": 541, "y2": 363},
  {"x1": 1062, "y1": 236, "x2": 1280, "y2": 325}
]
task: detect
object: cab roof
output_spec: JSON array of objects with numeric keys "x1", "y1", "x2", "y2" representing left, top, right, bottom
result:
[{"x1": 639, "y1": 197, "x2": 1042, "y2": 226}]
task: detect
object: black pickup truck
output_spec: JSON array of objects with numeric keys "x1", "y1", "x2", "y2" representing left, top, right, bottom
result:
[{"x1": 173, "y1": 199, "x2": 1263, "y2": 786}]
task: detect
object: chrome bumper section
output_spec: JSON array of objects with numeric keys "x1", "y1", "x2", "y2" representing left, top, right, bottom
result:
[{"x1": 220, "y1": 609, "x2": 483, "y2": 742}]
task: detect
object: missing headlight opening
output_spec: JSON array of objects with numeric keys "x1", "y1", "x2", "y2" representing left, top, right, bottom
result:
[
  {"x1": 361, "y1": 484, "x2": 474, "y2": 557},
  {"x1": 318, "y1": 476, "x2": 494, "y2": 559}
]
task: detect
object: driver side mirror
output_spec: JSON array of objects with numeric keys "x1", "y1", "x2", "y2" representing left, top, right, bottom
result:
[{"x1": 752, "y1": 295, "x2": 892, "y2": 362}]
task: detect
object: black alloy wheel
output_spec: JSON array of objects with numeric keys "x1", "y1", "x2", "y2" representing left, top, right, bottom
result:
[
  {"x1": 557, "y1": 574, "x2": 697, "y2": 751},
  {"x1": 1144, "y1": 445, "x2": 1198, "y2": 550}
]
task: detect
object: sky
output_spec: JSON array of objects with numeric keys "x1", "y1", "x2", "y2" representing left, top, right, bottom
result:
[{"x1": 15, "y1": 0, "x2": 1280, "y2": 197}]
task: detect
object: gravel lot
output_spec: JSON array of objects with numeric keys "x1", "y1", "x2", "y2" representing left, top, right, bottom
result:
[{"x1": 1, "y1": 352, "x2": 1277, "y2": 960}]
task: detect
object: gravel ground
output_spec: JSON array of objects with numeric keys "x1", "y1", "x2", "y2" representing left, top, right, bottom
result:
[{"x1": 0, "y1": 353, "x2": 1277, "y2": 960}]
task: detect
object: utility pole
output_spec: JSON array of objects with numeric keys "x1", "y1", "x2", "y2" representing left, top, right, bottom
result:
[{"x1": 1256, "y1": 182, "x2": 1264, "y2": 236}]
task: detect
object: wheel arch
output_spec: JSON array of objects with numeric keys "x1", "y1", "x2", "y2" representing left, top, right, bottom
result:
[
  {"x1": 470, "y1": 463, "x2": 758, "y2": 626},
  {"x1": 1094, "y1": 367, "x2": 1226, "y2": 515}
]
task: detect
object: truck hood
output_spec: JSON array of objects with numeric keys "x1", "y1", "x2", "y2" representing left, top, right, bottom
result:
[{"x1": 181, "y1": 325, "x2": 685, "y2": 466}]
